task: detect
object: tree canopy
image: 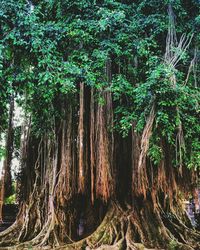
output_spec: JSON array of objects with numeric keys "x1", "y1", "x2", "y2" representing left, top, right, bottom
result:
[{"x1": 1, "y1": 0, "x2": 199, "y2": 167}]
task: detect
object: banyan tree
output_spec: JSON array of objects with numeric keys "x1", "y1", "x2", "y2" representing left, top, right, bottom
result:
[{"x1": 0, "y1": 0, "x2": 200, "y2": 249}]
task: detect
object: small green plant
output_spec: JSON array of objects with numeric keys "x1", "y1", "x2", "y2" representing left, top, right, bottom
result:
[
  {"x1": 5, "y1": 182, "x2": 17, "y2": 204},
  {"x1": 5, "y1": 194, "x2": 16, "y2": 205}
]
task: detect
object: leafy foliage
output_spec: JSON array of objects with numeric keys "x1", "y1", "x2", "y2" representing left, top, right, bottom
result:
[{"x1": 0, "y1": 0, "x2": 199, "y2": 168}]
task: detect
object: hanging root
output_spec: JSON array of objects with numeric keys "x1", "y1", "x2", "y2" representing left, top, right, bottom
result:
[
  {"x1": 164, "y1": 3, "x2": 193, "y2": 176},
  {"x1": 165, "y1": 4, "x2": 193, "y2": 68},
  {"x1": 95, "y1": 90, "x2": 114, "y2": 202},
  {"x1": 78, "y1": 82, "x2": 85, "y2": 193},
  {"x1": 133, "y1": 104, "x2": 155, "y2": 197},
  {"x1": 138, "y1": 104, "x2": 155, "y2": 172}
]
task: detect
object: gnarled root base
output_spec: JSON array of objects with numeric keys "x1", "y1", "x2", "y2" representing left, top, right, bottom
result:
[{"x1": 0, "y1": 202, "x2": 199, "y2": 250}]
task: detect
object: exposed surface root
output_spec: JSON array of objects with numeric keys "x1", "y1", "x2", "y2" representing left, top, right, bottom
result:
[{"x1": 1, "y1": 202, "x2": 199, "y2": 250}]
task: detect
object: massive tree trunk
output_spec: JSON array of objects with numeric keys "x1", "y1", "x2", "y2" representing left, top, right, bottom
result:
[{"x1": 0, "y1": 86, "x2": 199, "y2": 250}]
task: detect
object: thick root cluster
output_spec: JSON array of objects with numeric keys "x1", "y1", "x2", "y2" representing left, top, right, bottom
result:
[{"x1": 0, "y1": 202, "x2": 199, "y2": 250}]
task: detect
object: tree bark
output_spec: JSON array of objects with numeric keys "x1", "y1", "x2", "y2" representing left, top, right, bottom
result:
[{"x1": 0, "y1": 91, "x2": 199, "y2": 250}]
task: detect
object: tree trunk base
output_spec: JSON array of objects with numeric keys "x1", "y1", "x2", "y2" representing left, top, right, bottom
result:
[{"x1": 0, "y1": 202, "x2": 199, "y2": 250}]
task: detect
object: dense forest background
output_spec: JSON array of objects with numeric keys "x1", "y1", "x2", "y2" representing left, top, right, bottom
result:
[{"x1": 0, "y1": 0, "x2": 200, "y2": 249}]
